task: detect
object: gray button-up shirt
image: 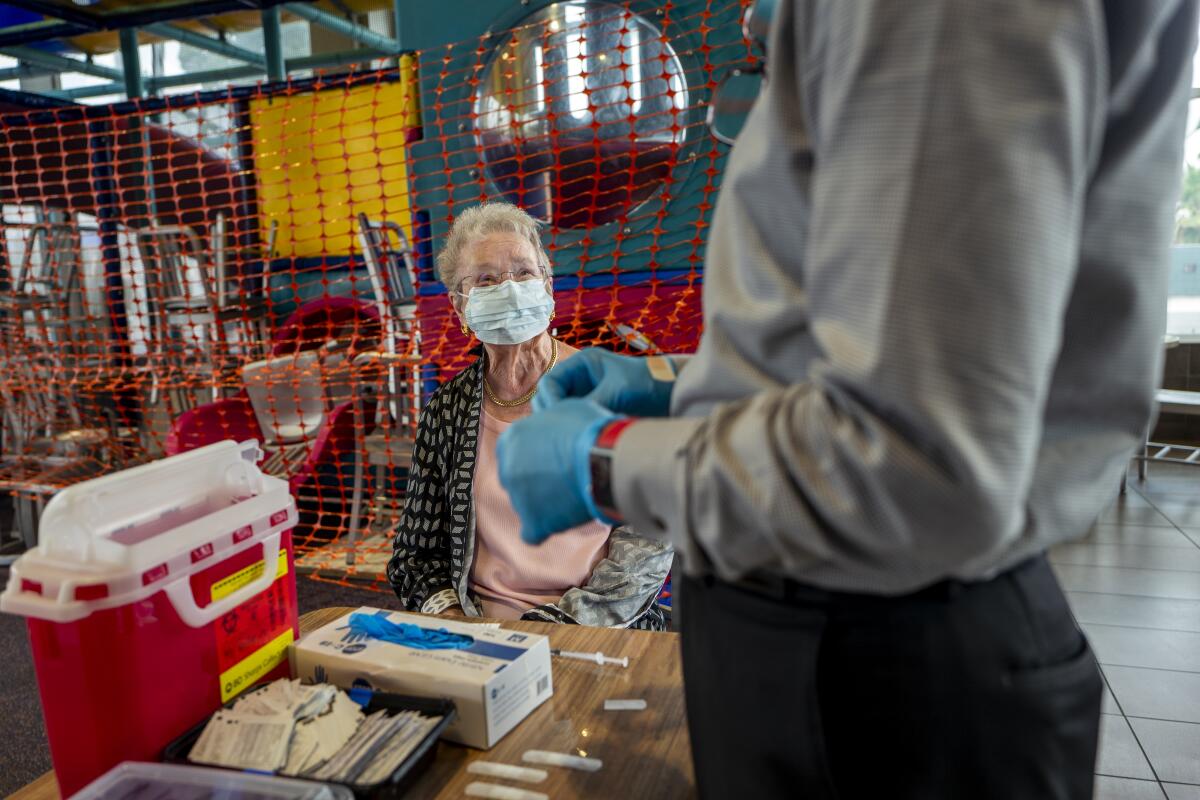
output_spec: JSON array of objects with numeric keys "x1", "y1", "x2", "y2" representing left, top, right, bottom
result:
[{"x1": 613, "y1": 0, "x2": 1199, "y2": 593}]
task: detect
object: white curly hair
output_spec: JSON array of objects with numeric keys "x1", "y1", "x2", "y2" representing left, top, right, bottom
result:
[{"x1": 436, "y1": 201, "x2": 551, "y2": 292}]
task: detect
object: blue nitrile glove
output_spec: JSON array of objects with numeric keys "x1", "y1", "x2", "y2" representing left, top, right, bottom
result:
[
  {"x1": 496, "y1": 398, "x2": 622, "y2": 544},
  {"x1": 534, "y1": 348, "x2": 675, "y2": 416},
  {"x1": 346, "y1": 612, "x2": 475, "y2": 650}
]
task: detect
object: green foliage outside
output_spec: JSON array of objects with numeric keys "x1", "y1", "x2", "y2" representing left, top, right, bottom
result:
[{"x1": 1177, "y1": 163, "x2": 1200, "y2": 244}]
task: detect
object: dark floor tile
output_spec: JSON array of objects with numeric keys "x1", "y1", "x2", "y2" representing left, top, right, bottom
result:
[
  {"x1": 1129, "y1": 718, "x2": 1200, "y2": 785},
  {"x1": 1097, "y1": 714, "x2": 1157, "y2": 780},
  {"x1": 1069, "y1": 593, "x2": 1200, "y2": 633},
  {"x1": 1051, "y1": 544, "x2": 1200, "y2": 573},
  {"x1": 1105, "y1": 666, "x2": 1200, "y2": 724},
  {"x1": 0, "y1": 576, "x2": 50, "y2": 798},
  {"x1": 1054, "y1": 565, "x2": 1200, "y2": 600},
  {"x1": 1084, "y1": 624, "x2": 1200, "y2": 672},
  {"x1": 295, "y1": 577, "x2": 391, "y2": 617}
]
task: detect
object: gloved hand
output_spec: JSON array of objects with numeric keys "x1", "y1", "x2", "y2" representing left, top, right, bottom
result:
[
  {"x1": 534, "y1": 348, "x2": 676, "y2": 417},
  {"x1": 496, "y1": 398, "x2": 622, "y2": 544}
]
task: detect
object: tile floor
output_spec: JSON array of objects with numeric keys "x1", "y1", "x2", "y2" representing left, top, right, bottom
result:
[{"x1": 1059, "y1": 464, "x2": 1200, "y2": 799}]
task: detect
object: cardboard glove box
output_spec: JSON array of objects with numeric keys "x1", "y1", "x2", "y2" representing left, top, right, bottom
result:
[{"x1": 291, "y1": 607, "x2": 552, "y2": 748}]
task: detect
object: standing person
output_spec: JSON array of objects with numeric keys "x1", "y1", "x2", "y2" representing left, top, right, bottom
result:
[{"x1": 494, "y1": 1, "x2": 1199, "y2": 797}]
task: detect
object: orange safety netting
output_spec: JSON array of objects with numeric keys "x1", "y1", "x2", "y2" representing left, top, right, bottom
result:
[{"x1": 0, "y1": 0, "x2": 751, "y2": 593}]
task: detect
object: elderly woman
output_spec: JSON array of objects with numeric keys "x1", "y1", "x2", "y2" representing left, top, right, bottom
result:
[{"x1": 387, "y1": 202, "x2": 671, "y2": 630}]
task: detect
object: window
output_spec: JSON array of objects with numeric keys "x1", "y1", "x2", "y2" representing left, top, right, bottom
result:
[
  {"x1": 1166, "y1": 40, "x2": 1200, "y2": 337},
  {"x1": 473, "y1": 1, "x2": 689, "y2": 229}
]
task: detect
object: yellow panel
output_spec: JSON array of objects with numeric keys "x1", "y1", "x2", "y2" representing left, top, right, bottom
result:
[
  {"x1": 259, "y1": 183, "x2": 290, "y2": 202},
  {"x1": 346, "y1": 153, "x2": 380, "y2": 174},
  {"x1": 342, "y1": 88, "x2": 377, "y2": 109},
  {"x1": 354, "y1": 196, "x2": 384, "y2": 212},
  {"x1": 249, "y1": 56, "x2": 419, "y2": 258},
  {"x1": 374, "y1": 106, "x2": 411, "y2": 133},
  {"x1": 344, "y1": 134, "x2": 377, "y2": 158},
  {"x1": 292, "y1": 220, "x2": 324, "y2": 241},
  {"x1": 323, "y1": 219, "x2": 353, "y2": 240},
  {"x1": 376, "y1": 128, "x2": 409, "y2": 149},
  {"x1": 378, "y1": 148, "x2": 407, "y2": 168},
  {"x1": 320, "y1": 176, "x2": 351, "y2": 196},
  {"x1": 351, "y1": 184, "x2": 384, "y2": 203},
  {"x1": 289, "y1": 191, "x2": 321, "y2": 211},
  {"x1": 342, "y1": 104, "x2": 376, "y2": 126},
  {"x1": 314, "y1": 111, "x2": 346, "y2": 135},
  {"x1": 285, "y1": 161, "x2": 319, "y2": 182},
  {"x1": 349, "y1": 167, "x2": 383, "y2": 188}
]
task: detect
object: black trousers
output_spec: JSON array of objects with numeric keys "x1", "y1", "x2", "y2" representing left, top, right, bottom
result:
[{"x1": 679, "y1": 556, "x2": 1102, "y2": 799}]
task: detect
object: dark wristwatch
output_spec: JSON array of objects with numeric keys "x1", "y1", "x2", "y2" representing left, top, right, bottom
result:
[{"x1": 589, "y1": 417, "x2": 637, "y2": 524}]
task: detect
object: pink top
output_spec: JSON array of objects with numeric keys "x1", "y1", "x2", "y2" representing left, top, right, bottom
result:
[{"x1": 470, "y1": 408, "x2": 611, "y2": 619}]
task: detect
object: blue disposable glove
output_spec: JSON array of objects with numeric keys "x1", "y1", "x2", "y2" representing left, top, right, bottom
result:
[
  {"x1": 346, "y1": 612, "x2": 475, "y2": 650},
  {"x1": 496, "y1": 398, "x2": 621, "y2": 544},
  {"x1": 534, "y1": 348, "x2": 675, "y2": 417}
]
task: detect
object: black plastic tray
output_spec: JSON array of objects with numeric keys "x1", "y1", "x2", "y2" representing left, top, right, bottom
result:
[{"x1": 162, "y1": 688, "x2": 457, "y2": 799}]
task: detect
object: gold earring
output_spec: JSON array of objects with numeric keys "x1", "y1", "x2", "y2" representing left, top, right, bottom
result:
[
  {"x1": 460, "y1": 322, "x2": 469, "y2": 335},
  {"x1": 549, "y1": 310, "x2": 556, "y2": 322}
]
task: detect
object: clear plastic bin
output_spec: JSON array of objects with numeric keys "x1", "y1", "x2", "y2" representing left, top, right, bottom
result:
[{"x1": 75, "y1": 761, "x2": 354, "y2": 799}]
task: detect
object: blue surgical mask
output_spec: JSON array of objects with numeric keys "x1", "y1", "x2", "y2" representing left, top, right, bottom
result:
[{"x1": 463, "y1": 279, "x2": 554, "y2": 345}]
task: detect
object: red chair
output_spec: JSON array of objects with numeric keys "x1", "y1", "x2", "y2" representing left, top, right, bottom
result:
[
  {"x1": 165, "y1": 297, "x2": 381, "y2": 508},
  {"x1": 270, "y1": 295, "x2": 383, "y2": 358}
]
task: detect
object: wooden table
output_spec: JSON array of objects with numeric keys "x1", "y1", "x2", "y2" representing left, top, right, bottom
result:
[{"x1": 10, "y1": 607, "x2": 695, "y2": 799}]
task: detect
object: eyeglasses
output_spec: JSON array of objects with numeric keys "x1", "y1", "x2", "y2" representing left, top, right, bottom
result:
[
  {"x1": 457, "y1": 266, "x2": 548, "y2": 294},
  {"x1": 707, "y1": 0, "x2": 774, "y2": 145},
  {"x1": 707, "y1": 66, "x2": 765, "y2": 145}
]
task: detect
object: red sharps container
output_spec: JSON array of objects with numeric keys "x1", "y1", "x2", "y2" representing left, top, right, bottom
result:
[{"x1": 0, "y1": 440, "x2": 300, "y2": 797}]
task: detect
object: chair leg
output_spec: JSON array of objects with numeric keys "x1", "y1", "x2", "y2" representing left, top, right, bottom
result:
[
  {"x1": 346, "y1": 456, "x2": 364, "y2": 568},
  {"x1": 346, "y1": 400, "x2": 365, "y2": 567},
  {"x1": 375, "y1": 460, "x2": 386, "y2": 528},
  {"x1": 16, "y1": 494, "x2": 37, "y2": 549}
]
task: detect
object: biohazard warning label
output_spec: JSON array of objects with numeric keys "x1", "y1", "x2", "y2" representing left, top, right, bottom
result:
[
  {"x1": 219, "y1": 628, "x2": 294, "y2": 703},
  {"x1": 214, "y1": 550, "x2": 295, "y2": 703}
]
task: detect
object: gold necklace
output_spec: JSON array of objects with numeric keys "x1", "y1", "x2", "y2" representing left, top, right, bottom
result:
[{"x1": 484, "y1": 338, "x2": 559, "y2": 408}]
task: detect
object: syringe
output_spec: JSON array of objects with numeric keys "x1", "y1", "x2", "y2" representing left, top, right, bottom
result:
[{"x1": 550, "y1": 648, "x2": 629, "y2": 668}]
